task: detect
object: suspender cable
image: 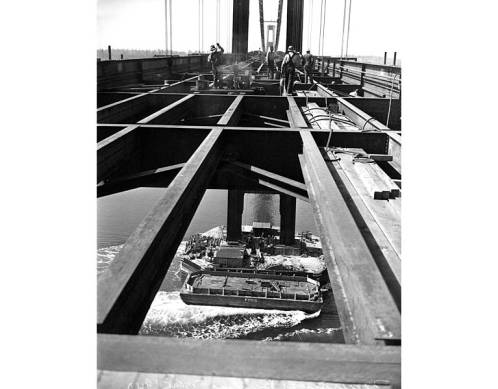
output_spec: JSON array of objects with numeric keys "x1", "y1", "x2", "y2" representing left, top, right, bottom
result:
[
  {"x1": 216, "y1": 0, "x2": 220, "y2": 42},
  {"x1": 317, "y1": 0, "x2": 324, "y2": 56},
  {"x1": 198, "y1": 0, "x2": 201, "y2": 52},
  {"x1": 275, "y1": 0, "x2": 283, "y2": 51},
  {"x1": 201, "y1": 0, "x2": 204, "y2": 52},
  {"x1": 165, "y1": 0, "x2": 169, "y2": 55},
  {"x1": 258, "y1": 0, "x2": 265, "y2": 53},
  {"x1": 169, "y1": 0, "x2": 173, "y2": 55},
  {"x1": 320, "y1": 0, "x2": 326, "y2": 57},
  {"x1": 226, "y1": 0, "x2": 231, "y2": 51},
  {"x1": 307, "y1": 0, "x2": 314, "y2": 51},
  {"x1": 340, "y1": 0, "x2": 347, "y2": 58},
  {"x1": 345, "y1": 0, "x2": 352, "y2": 57}
]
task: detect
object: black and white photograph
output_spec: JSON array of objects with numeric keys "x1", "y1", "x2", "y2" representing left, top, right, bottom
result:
[
  {"x1": 97, "y1": 1, "x2": 401, "y2": 387},
  {"x1": 3, "y1": 1, "x2": 497, "y2": 388}
]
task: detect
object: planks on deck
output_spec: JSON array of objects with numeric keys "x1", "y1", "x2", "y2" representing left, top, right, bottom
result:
[{"x1": 299, "y1": 131, "x2": 400, "y2": 345}]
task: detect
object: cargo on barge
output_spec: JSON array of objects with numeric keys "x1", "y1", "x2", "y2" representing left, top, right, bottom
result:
[{"x1": 180, "y1": 269, "x2": 323, "y2": 313}]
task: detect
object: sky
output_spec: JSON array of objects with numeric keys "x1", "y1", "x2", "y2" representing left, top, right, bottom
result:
[{"x1": 97, "y1": 0, "x2": 402, "y2": 56}]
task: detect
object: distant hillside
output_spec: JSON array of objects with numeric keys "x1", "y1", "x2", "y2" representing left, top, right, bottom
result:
[
  {"x1": 97, "y1": 48, "x2": 206, "y2": 60},
  {"x1": 354, "y1": 55, "x2": 401, "y2": 66}
]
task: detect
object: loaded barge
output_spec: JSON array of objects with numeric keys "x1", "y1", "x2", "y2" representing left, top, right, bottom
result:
[{"x1": 180, "y1": 268, "x2": 323, "y2": 313}]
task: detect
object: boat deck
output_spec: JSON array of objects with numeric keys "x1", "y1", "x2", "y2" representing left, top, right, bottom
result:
[{"x1": 192, "y1": 274, "x2": 317, "y2": 295}]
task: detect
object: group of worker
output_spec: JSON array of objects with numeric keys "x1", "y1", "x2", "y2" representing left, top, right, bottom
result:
[
  {"x1": 279, "y1": 46, "x2": 315, "y2": 95},
  {"x1": 265, "y1": 45, "x2": 316, "y2": 95},
  {"x1": 208, "y1": 41, "x2": 316, "y2": 95}
]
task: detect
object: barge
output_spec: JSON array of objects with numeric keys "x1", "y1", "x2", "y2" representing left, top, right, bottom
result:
[{"x1": 180, "y1": 268, "x2": 323, "y2": 313}]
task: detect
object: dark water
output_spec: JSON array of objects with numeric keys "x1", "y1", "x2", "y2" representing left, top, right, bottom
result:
[
  {"x1": 98, "y1": 188, "x2": 318, "y2": 249},
  {"x1": 97, "y1": 188, "x2": 343, "y2": 343}
]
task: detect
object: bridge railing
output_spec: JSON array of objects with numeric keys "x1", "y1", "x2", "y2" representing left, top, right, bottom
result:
[
  {"x1": 97, "y1": 53, "x2": 256, "y2": 90},
  {"x1": 315, "y1": 57, "x2": 401, "y2": 98}
]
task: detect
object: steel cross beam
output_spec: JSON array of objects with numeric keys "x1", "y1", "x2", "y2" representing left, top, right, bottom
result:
[
  {"x1": 98, "y1": 334, "x2": 401, "y2": 388},
  {"x1": 97, "y1": 163, "x2": 186, "y2": 198},
  {"x1": 97, "y1": 95, "x2": 195, "y2": 182},
  {"x1": 97, "y1": 128, "x2": 223, "y2": 334},
  {"x1": 299, "y1": 130, "x2": 400, "y2": 345}
]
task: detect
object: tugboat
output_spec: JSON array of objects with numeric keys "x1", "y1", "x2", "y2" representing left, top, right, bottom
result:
[{"x1": 180, "y1": 268, "x2": 323, "y2": 313}]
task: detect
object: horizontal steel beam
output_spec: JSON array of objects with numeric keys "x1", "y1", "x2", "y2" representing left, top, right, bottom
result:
[
  {"x1": 230, "y1": 160, "x2": 307, "y2": 191},
  {"x1": 97, "y1": 163, "x2": 185, "y2": 198},
  {"x1": 217, "y1": 95, "x2": 244, "y2": 126},
  {"x1": 98, "y1": 334, "x2": 401, "y2": 388},
  {"x1": 98, "y1": 128, "x2": 223, "y2": 334},
  {"x1": 299, "y1": 130, "x2": 400, "y2": 344}
]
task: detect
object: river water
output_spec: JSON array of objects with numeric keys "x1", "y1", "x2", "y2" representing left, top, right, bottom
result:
[
  {"x1": 97, "y1": 188, "x2": 343, "y2": 343},
  {"x1": 97, "y1": 188, "x2": 317, "y2": 249}
]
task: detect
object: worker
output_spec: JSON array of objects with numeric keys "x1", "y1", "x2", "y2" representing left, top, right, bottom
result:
[
  {"x1": 303, "y1": 49, "x2": 315, "y2": 84},
  {"x1": 208, "y1": 43, "x2": 224, "y2": 88},
  {"x1": 280, "y1": 46, "x2": 301, "y2": 95},
  {"x1": 266, "y1": 46, "x2": 276, "y2": 79}
]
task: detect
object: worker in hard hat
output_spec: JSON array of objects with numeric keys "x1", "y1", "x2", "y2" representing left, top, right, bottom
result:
[
  {"x1": 280, "y1": 45, "x2": 302, "y2": 95},
  {"x1": 303, "y1": 49, "x2": 315, "y2": 84},
  {"x1": 266, "y1": 46, "x2": 276, "y2": 80},
  {"x1": 208, "y1": 43, "x2": 224, "y2": 88}
]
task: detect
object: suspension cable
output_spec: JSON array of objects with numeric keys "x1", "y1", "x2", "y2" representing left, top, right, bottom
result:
[
  {"x1": 169, "y1": 0, "x2": 172, "y2": 55},
  {"x1": 320, "y1": 0, "x2": 326, "y2": 57},
  {"x1": 345, "y1": 0, "x2": 352, "y2": 57},
  {"x1": 259, "y1": 0, "x2": 265, "y2": 53},
  {"x1": 307, "y1": 0, "x2": 314, "y2": 51},
  {"x1": 216, "y1": 0, "x2": 220, "y2": 42},
  {"x1": 227, "y1": 0, "x2": 232, "y2": 51},
  {"x1": 275, "y1": 0, "x2": 283, "y2": 51},
  {"x1": 165, "y1": 0, "x2": 169, "y2": 55},
  {"x1": 317, "y1": 0, "x2": 324, "y2": 57},
  {"x1": 340, "y1": 0, "x2": 347, "y2": 59}
]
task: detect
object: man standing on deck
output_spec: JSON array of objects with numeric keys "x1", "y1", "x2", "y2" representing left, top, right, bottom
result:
[
  {"x1": 281, "y1": 46, "x2": 301, "y2": 95},
  {"x1": 208, "y1": 43, "x2": 224, "y2": 88},
  {"x1": 303, "y1": 49, "x2": 315, "y2": 84},
  {"x1": 266, "y1": 46, "x2": 276, "y2": 80}
]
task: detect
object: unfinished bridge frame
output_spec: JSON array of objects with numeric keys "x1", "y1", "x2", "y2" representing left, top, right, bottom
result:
[{"x1": 97, "y1": 1, "x2": 402, "y2": 387}]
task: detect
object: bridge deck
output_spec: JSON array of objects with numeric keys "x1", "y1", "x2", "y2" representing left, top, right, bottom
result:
[{"x1": 97, "y1": 52, "x2": 401, "y2": 387}]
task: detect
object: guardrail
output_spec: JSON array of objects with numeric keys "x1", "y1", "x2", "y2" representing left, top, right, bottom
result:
[
  {"x1": 97, "y1": 53, "x2": 255, "y2": 90},
  {"x1": 191, "y1": 286, "x2": 319, "y2": 301},
  {"x1": 315, "y1": 58, "x2": 401, "y2": 98}
]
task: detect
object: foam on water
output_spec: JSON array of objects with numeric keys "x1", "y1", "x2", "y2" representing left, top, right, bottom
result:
[
  {"x1": 200, "y1": 225, "x2": 225, "y2": 239},
  {"x1": 97, "y1": 240, "x2": 332, "y2": 341},
  {"x1": 262, "y1": 326, "x2": 342, "y2": 342},
  {"x1": 97, "y1": 244, "x2": 122, "y2": 275},
  {"x1": 139, "y1": 291, "x2": 313, "y2": 339},
  {"x1": 97, "y1": 241, "x2": 186, "y2": 276},
  {"x1": 258, "y1": 254, "x2": 326, "y2": 274}
]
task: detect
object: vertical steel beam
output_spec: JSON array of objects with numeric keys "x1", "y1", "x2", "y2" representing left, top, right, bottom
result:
[
  {"x1": 108, "y1": 45, "x2": 111, "y2": 60},
  {"x1": 286, "y1": 0, "x2": 304, "y2": 53},
  {"x1": 227, "y1": 190, "x2": 244, "y2": 241},
  {"x1": 232, "y1": 0, "x2": 250, "y2": 56},
  {"x1": 279, "y1": 194, "x2": 296, "y2": 245},
  {"x1": 393, "y1": 52, "x2": 397, "y2": 66}
]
